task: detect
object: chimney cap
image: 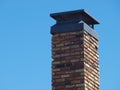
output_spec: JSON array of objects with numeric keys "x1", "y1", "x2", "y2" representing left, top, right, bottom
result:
[{"x1": 50, "y1": 9, "x2": 99, "y2": 24}]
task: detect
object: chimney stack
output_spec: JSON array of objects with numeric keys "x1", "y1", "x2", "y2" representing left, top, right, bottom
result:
[{"x1": 50, "y1": 9, "x2": 100, "y2": 90}]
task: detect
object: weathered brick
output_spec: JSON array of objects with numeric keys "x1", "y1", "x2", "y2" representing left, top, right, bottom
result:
[
  {"x1": 61, "y1": 74, "x2": 70, "y2": 78},
  {"x1": 61, "y1": 46, "x2": 70, "y2": 50},
  {"x1": 52, "y1": 68, "x2": 61, "y2": 72},
  {"x1": 69, "y1": 32, "x2": 77, "y2": 35},
  {"x1": 65, "y1": 85, "x2": 75, "y2": 88},
  {"x1": 70, "y1": 45, "x2": 80, "y2": 49},
  {"x1": 56, "y1": 43, "x2": 64, "y2": 47},
  {"x1": 56, "y1": 78, "x2": 65, "y2": 82},
  {"x1": 76, "y1": 84, "x2": 84, "y2": 87},
  {"x1": 64, "y1": 42, "x2": 74, "y2": 46},
  {"x1": 60, "y1": 33, "x2": 67, "y2": 36},
  {"x1": 70, "y1": 59, "x2": 80, "y2": 62},
  {"x1": 52, "y1": 61, "x2": 61, "y2": 64},
  {"x1": 75, "y1": 69, "x2": 84, "y2": 72}
]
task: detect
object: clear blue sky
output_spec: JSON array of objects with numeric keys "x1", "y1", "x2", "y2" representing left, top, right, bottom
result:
[{"x1": 0, "y1": 0, "x2": 120, "y2": 90}]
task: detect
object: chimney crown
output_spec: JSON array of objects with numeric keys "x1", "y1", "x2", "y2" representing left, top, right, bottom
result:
[{"x1": 50, "y1": 9, "x2": 99, "y2": 25}]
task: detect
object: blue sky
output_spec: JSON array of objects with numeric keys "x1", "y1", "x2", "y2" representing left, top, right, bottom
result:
[{"x1": 0, "y1": 0, "x2": 120, "y2": 90}]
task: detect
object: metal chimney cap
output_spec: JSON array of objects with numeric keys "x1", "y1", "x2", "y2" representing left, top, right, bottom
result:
[{"x1": 50, "y1": 9, "x2": 99, "y2": 24}]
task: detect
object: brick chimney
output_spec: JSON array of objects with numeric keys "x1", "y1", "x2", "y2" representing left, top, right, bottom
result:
[{"x1": 50, "y1": 9, "x2": 100, "y2": 90}]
